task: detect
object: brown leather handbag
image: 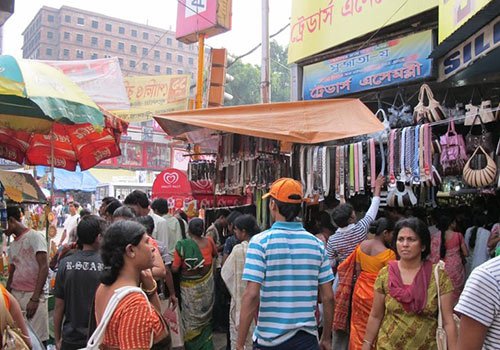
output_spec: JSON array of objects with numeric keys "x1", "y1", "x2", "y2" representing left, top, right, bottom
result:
[{"x1": 462, "y1": 146, "x2": 497, "y2": 188}]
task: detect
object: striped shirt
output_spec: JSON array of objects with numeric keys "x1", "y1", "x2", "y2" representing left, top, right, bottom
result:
[
  {"x1": 242, "y1": 221, "x2": 334, "y2": 347},
  {"x1": 326, "y1": 197, "x2": 380, "y2": 267},
  {"x1": 455, "y1": 256, "x2": 500, "y2": 350}
]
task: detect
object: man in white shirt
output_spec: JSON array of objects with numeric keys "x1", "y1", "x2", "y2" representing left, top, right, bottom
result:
[
  {"x1": 123, "y1": 190, "x2": 170, "y2": 263},
  {"x1": 151, "y1": 198, "x2": 182, "y2": 257},
  {"x1": 59, "y1": 202, "x2": 79, "y2": 246}
]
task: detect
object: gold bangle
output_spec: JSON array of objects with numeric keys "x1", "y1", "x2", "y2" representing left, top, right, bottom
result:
[{"x1": 140, "y1": 280, "x2": 157, "y2": 296}]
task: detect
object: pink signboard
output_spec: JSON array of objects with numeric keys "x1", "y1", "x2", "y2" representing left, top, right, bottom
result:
[{"x1": 176, "y1": 0, "x2": 232, "y2": 44}]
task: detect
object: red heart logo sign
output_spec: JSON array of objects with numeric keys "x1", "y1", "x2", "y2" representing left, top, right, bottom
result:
[{"x1": 164, "y1": 172, "x2": 179, "y2": 185}]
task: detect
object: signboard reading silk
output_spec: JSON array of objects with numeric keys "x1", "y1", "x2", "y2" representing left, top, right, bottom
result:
[
  {"x1": 288, "y1": 0, "x2": 436, "y2": 63},
  {"x1": 438, "y1": 16, "x2": 500, "y2": 81},
  {"x1": 303, "y1": 30, "x2": 433, "y2": 100}
]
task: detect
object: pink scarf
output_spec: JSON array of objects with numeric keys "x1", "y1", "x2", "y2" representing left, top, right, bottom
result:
[{"x1": 388, "y1": 260, "x2": 432, "y2": 314}]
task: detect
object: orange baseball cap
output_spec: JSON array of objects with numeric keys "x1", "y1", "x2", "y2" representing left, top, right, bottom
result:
[{"x1": 262, "y1": 178, "x2": 303, "y2": 204}]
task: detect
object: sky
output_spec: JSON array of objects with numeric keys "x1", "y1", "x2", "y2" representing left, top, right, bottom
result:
[{"x1": 2, "y1": 0, "x2": 292, "y2": 65}]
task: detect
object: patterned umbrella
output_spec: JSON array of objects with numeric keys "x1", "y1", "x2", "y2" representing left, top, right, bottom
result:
[
  {"x1": 0, "y1": 109, "x2": 127, "y2": 171},
  {"x1": 0, "y1": 55, "x2": 104, "y2": 134}
]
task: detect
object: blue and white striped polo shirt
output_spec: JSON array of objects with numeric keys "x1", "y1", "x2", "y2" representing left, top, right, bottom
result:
[{"x1": 242, "y1": 221, "x2": 334, "y2": 347}]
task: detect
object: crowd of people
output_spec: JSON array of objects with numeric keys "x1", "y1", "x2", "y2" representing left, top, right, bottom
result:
[{"x1": 0, "y1": 178, "x2": 498, "y2": 350}]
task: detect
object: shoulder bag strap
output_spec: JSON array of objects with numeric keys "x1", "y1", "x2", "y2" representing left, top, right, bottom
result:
[
  {"x1": 86, "y1": 287, "x2": 149, "y2": 349},
  {"x1": 435, "y1": 262, "x2": 444, "y2": 330}
]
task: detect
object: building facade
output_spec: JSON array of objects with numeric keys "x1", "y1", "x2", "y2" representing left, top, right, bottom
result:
[{"x1": 22, "y1": 5, "x2": 199, "y2": 78}]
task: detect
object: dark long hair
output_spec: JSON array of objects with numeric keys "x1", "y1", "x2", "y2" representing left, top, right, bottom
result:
[
  {"x1": 437, "y1": 215, "x2": 454, "y2": 259},
  {"x1": 100, "y1": 220, "x2": 146, "y2": 285},
  {"x1": 469, "y1": 213, "x2": 488, "y2": 250},
  {"x1": 234, "y1": 214, "x2": 260, "y2": 237}
]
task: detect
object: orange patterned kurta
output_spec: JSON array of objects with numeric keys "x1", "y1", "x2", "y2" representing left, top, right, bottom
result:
[
  {"x1": 102, "y1": 292, "x2": 165, "y2": 349},
  {"x1": 374, "y1": 265, "x2": 453, "y2": 350}
]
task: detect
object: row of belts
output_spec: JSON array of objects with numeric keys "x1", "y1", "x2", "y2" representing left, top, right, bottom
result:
[
  {"x1": 188, "y1": 161, "x2": 216, "y2": 181},
  {"x1": 219, "y1": 134, "x2": 279, "y2": 168},
  {"x1": 299, "y1": 145, "x2": 331, "y2": 200}
]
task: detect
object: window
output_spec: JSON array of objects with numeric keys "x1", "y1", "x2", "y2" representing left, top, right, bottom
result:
[
  {"x1": 91, "y1": 37, "x2": 98, "y2": 46},
  {"x1": 131, "y1": 29, "x2": 138, "y2": 37},
  {"x1": 143, "y1": 32, "x2": 149, "y2": 40},
  {"x1": 142, "y1": 63, "x2": 148, "y2": 71},
  {"x1": 178, "y1": 42, "x2": 183, "y2": 49},
  {"x1": 118, "y1": 58, "x2": 124, "y2": 66},
  {"x1": 155, "y1": 65, "x2": 160, "y2": 73},
  {"x1": 64, "y1": 15, "x2": 71, "y2": 23},
  {"x1": 46, "y1": 48, "x2": 52, "y2": 56},
  {"x1": 91, "y1": 53, "x2": 98, "y2": 60},
  {"x1": 48, "y1": 15, "x2": 55, "y2": 22},
  {"x1": 105, "y1": 23, "x2": 112, "y2": 32},
  {"x1": 76, "y1": 34, "x2": 83, "y2": 43},
  {"x1": 154, "y1": 50, "x2": 160, "y2": 59},
  {"x1": 91, "y1": 20, "x2": 98, "y2": 29},
  {"x1": 166, "y1": 52, "x2": 172, "y2": 61},
  {"x1": 119, "y1": 26, "x2": 125, "y2": 34},
  {"x1": 130, "y1": 45, "x2": 137, "y2": 53},
  {"x1": 47, "y1": 31, "x2": 53, "y2": 39},
  {"x1": 76, "y1": 50, "x2": 84, "y2": 59},
  {"x1": 142, "y1": 48, "x2": 148, "y2": 57},
  {"x1": 129, "y1": 60, "x2": 136, "y2": 68},
  {"x1": 64, "y1": 32, "x2": 70, "y2": 40},
  {"x1": 77, "y1": 17, "x2": 84, "y2": 25},
  {"x1": 166, "y1": 38, "x2": 172, "y2": 46},
  {"x1": 177, "y1": 69, "x2": 183, "y2": 74},
  {"x1": 63, "y1": 49, "x2": 69, "y2": 57},
  {"x1": 105, "y1": 39, "x2": 111, "y2": 48},
  {"x1": 177, "y1": 55, "x2": 183, "y2": 63},
  {"x1": 166, "y1": 67, "x2": 172, "y2": 74},
  {"x1": 118, "y1": 42, "x2": 124, "y2": 51},
  {"x1": 188, "y1": 57, "x2": 194, "y2": 65}
]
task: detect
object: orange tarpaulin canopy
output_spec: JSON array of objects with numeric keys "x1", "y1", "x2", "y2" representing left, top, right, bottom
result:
[{"x1": 154, "y1": 99, "x2": 383, "y2": 144}]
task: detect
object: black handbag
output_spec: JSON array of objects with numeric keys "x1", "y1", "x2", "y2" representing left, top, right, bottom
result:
[{"x1": 465, "y1": 114, "x2": 494, "y2": 155}]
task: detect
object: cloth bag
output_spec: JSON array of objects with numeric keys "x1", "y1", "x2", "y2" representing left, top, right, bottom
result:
[
  {"x1": 413, "y1": 84, "x2": 446, "y2": 124},
  {"x1": 387, "y1": 181, "x2": 418, "y2": 207},
  {"x1": 161, "y1": 300, "x2": 184, "y2": 349},
  {"x1": 439, "y1": 120, "x2": 467, "y2": 176},
  {"x1": 0, "y1": 290, "x2": 30, "y2": 350},
  {"x1": 81, "y1": 287, "x2": 153, "y2": 350}
]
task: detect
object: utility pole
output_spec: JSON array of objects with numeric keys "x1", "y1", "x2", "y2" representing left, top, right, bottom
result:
[
  {"x1": 261, "y1": 0, "x2": 270, "y2": 103},
  {"x1": 196, "y1": 33, "x2": 206, "y2": 109}
]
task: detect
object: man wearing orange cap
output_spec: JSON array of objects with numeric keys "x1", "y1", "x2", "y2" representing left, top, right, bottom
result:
[{"x1": 236, "y1": 178, "x2": 334, "y2": 350}]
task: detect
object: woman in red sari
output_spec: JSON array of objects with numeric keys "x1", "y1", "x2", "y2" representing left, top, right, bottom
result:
[{"x1": 349, "y1": 218, "x2": 396, "y2": 350}]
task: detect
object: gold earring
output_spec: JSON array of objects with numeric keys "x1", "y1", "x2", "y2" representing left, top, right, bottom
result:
[{"x1": 131, "y1": 253, "x2": 135, "y2": 258}]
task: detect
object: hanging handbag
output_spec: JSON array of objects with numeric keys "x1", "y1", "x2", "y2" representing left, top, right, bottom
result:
[
  {"x1": 386, "y1": 181, "x2": 418, "y2": 208},
  {"x1": 465, "y1": 114, "x2": 494, "y2": 155},
  {"x1": 388, "y1": 90, "x2": 413, "y2": 128},
  {"x1": 0, "y1": 290, "x2": 30, "y2": 350},
  {"x1": 462, "y1": 146, "x2": 497, "y2": 188},
  {"x1": 465, "y1": 100, "x2": 496, "y2": 125},
  {"x1": 439, "y1": 120, "x2": 467, "y2": 176},
  {"x1": 414, "y1": 84, "x2": 446, "y2": 124},
  {"x1": 371, "y1": 109, "x2": 391, "y2": 142}
]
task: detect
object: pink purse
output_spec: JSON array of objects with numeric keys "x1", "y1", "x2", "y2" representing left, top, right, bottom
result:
[{"x1": 439, "y1": 120, "x2": 467, "y2": 176}]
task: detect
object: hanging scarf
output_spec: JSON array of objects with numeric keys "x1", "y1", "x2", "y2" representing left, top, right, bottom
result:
[{"x1": 388, "y1": 260, "x2": 432, "y2": 314}]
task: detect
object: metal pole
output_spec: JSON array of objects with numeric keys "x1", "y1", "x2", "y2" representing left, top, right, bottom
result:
[
  {"x1": 196, "y1": 33, "x2": 206, "y2": 109},
  {"x1": 261, "y1": 0, "x2": 270, "y2": 103}
]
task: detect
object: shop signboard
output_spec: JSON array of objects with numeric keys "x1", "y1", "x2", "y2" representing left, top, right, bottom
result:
[
  {"x1": 176, "y1": 0, "x2": 232, "y2": 44},
  {"x1": 44, "y1": 58, "x2": 130, "y2": 111},
  {"x1": 288, "y1": 0, "x2": 437, "y2": 63},
  {"x1": 303, "y1": 30, "x2": 433, "y2": 100},
  {"x1": 438, "y1": 0, "x2": 493, "y2": 43},
  {"x1": 112, "y1": 75, "x2": 190, "y2": 123},
  {"x1": 438, "y1": 16, "x2": 500, "y2": 81}
]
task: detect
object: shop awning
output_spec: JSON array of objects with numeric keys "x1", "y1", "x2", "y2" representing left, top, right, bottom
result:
[
  {"x1": 37, "y1": 166, "x2": 99, "y2": 192},
  {"x1": 0, "y1": 170, "x2": 47, "y2": 203},
  {"x1": 154, "y1": 99, "x2": 384, "y2": 144}
]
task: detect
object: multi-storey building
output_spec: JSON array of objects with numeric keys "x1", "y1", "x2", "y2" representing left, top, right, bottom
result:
[{"x1": 22, "y1": 5, "x2": 199, "y2": 78}]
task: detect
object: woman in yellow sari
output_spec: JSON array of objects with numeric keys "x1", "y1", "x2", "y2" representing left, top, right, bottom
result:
[{"x1": 349, "y1": 218, "x2": 396, "y2": 350}]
